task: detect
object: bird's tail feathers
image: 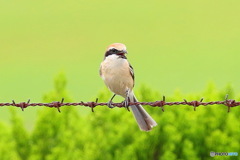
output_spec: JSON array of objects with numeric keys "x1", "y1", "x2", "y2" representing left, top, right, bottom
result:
[{"x1": 129, "y1": 92, "x2": 157, "y2": 131}]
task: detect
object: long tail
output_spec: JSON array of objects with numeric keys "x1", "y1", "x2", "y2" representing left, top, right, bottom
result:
[{"x1": 129, "y1": 92, "x2": 157, "y2": 131}]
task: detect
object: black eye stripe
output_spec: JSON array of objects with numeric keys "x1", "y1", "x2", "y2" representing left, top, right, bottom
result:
[
  {"x1": 111, "y1": 48, "x2": 118, "y2": 52},
  {"x1": 104, "y1": 48, "x2": 119, "y2": 57},
  {"x1": 105, "y1": 50, "x2": 114, "y2": 57},
  {"x1": 104, "y1": 49, "x2": 127, "y2": 59}
]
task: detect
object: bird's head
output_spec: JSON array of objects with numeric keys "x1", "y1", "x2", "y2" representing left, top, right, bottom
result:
[{"x1": 104, "y1": 43, "x2": 128, "y2": 58}]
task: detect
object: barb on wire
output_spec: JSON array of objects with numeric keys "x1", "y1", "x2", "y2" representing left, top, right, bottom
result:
[{"x1": 0, "y1": 95, "x2": 239, "y2": 113}]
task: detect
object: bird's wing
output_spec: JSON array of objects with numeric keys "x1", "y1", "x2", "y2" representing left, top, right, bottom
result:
[{"x1": 129, "y1": 63, "x2": 135, "y2": 86}]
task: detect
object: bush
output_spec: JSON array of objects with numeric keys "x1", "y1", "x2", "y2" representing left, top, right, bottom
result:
[{"x1": 0, "y1": 73, "x2": 239, "y2": 160}]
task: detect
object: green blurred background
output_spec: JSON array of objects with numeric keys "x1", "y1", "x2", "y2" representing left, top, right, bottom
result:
[{"x1": 0, "y1": 0, "x2": 240, "y2": 159}]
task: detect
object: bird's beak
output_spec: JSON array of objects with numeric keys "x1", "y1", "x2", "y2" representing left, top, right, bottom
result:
[
  {"x1": 122, "y1": 49, "x2": 128, "y2": 54},
  {"x1": 118, "y1": 49, "x2": 128, "y2": 55}
]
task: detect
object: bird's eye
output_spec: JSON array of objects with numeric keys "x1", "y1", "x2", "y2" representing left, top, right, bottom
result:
[{"x1": 112, "y1": 49, "x2": 118, "y2": 52}]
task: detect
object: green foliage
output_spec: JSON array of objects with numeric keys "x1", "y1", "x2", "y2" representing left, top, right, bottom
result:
[
  {"x1": 10, "y1": 109, "x2": 30, "y2": 160},
  {"x1": 0, "y1": 122, "x2": 21, "y2": 160},
  {"x1": 0, "y1": 74, "x2": 240, "y2": 160},
  {"x1": 30, "y1": 73, "x2": 82, "y2": 160}
]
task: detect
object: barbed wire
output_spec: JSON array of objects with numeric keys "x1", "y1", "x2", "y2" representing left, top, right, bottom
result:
[{"x1": 0, "y1": 95, "x2": 239, "y2": 113}]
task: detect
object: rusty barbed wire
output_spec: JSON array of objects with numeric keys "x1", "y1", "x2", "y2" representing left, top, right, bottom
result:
[{"x1": 0, "y1": 95, "x2": 239, "y2": 113}]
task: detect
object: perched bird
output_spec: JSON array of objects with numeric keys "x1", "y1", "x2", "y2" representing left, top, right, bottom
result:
[{"x1": 99, "y1": 43, "x2": 157, "y2": 131}]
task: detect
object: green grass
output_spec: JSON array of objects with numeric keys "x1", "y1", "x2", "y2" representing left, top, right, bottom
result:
[{"x1": 0, "y1": 0, "x2": 240, "y2": 124}]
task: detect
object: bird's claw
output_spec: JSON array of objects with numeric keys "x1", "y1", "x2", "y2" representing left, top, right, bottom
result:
[
  {"x1": 107, "y1": 101, "x2": 115, "y2": 108},
  {"x1": 122, "y1": 98, "x2": 130, "y2": 111}
]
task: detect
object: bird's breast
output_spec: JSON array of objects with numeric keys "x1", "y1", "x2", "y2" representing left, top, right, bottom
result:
[{"x1": 100, "y1": 55, "x2": 134, "y2": 97}]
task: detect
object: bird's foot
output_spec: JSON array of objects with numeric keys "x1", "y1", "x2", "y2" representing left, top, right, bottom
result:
[
  {"x1": 122, "y1": 98, "x2": 130, "y2": 112},
  {"x1": 107, "y1": 101, "x2": 115, "y2": 108}
]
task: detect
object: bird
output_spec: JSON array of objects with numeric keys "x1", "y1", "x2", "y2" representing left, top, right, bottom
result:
[{"x1": 99, "y1": 43, "x2": 157, "y2": 131}]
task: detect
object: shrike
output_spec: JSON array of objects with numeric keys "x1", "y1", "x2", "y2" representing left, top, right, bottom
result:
[{"x1": 99, "y1": 43, "x2": 157, "y2": 131}]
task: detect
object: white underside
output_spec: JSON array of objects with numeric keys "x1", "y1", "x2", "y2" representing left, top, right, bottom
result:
[{"x1": 100, "y1": 55, "x2": 134, "y2": 97}]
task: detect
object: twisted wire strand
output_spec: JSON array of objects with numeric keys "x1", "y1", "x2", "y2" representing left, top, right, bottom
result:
[{"x1": 0, "y1": 95, "x2": 238, "y2": 113}]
